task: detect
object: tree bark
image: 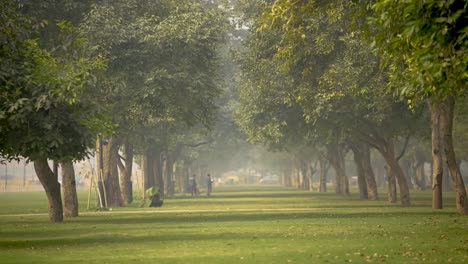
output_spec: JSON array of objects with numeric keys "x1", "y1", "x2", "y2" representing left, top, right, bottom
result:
[
  {"x1": 153, "y1": 149, "x2": 164, "y2": 197},
  {"x1": 165, "y1": 154, "x2": 175, "y2": 197},
  {"x1": 385, "y1": 165, "x2": 397, "y2": 203},
  {"x1": 327, "y1": 144, "x2": 349, "y2": 195},
  {"x1": 61, "y1": 161, "x2": 78, "y2": 217},
  {"x1": 383, "y1": 139, "x2": 410, "y2": 206},
  {"x1": 429, "y1": 100, "x2": 443, "y2": 209},
  {"x1": 102, "y1": 137, "x2": 123, "y2": 207},
  {"x1": 352, "y1": 146, "x2": 368, "y2": 200},
  {"x1": 440, "y1": 96, "x2": 468, "y2": 214},
  {"x1": 413, "y1": 151, "x2": 426, "y2": 190},
  {"x1": 143, "y1": 148, "x2": 155, "y2": 190},
  {"x1": 362, "y1": 134, "x2": 410, "y2": 206},
  {"x1": 33, "y1": 159, "x2": 63, "y2": 223},
  {"x1": 300, "y1": 160, "x2": 310, "y2": 190},
  {"x1": 117, "y1": 141, "x2": 133, "y2": 206},
  {"x1": 319, "y1": 156, "x2": 328, "y2": 192},
  {"x1": 361, "y1": 143, "x2": 378, "y2": 200}
]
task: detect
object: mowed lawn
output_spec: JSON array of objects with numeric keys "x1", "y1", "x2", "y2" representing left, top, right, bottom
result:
[{"x1": 0, "y1": 186, "x2": 467, "y2": 263}]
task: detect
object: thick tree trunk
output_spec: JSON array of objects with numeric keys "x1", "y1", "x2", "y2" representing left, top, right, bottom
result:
[
  {"x1": 319, "y1": 157, "x2": 328, "y2": 192},
  {"x1": 402, "y1": 160, "x2": 414, "y2": 190},
  {"x1": 429, "y1": 101, "x2": 443, "y2": 209},
  {"x1": 361, "y1": 143, "x2": 378, "y2": 200},
  {"x1": 154, "y1": 149, "x2": 164, "y2": 197},
  {"x1": 414, "y1": 161, "x2": 426, "y2": 190},
  {"x1": 118, "y1": 142, "x2": 133, "y2": 206},
  {"x1": 143, "y1": 149, "x2": 155, "y2": 190},
  {"x1": 327, "y1": 144, "x2": 349, "y2": 195},
  {"x1": 164, "y1": 154, "x2": 175, "y2": 197},
  {"x1": 300, "y1": 160, "x2": 310, "y2": 190},
  {"x1": 102, "y1": 138, "x2": 123, "y2": 207},
  {"x1": 440, "y1": 96, "x2": 468, "y2": 214},
  {"x1": 352, "y1": 146, "x2": 368, "y2": 200},
  {"x1": 61, "y1": 161, "x2": 78, "y2": 217},
  {"x1": 385, "y1": 165, "x2": 397, "y2": 203},
  {"x1": 442, "y1": 163, "x2": 452, "y2": 192},
  {"x1": 33, "y1": 159, "x2": 63, "y2": 223}
]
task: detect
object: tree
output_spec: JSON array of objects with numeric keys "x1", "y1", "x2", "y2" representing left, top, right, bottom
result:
[
  {"x1": 235, "y1": 0, "x2": 421, "y2": 205},
  {"x1": 82, "y1": 0, "x2": 228, "y2": 201},
  {"x1": 0, "y1": 1, "x2": 105, "y2": 222},
  {"x1": 371, "y1": 0, "x2": 468, "y2": 214}
]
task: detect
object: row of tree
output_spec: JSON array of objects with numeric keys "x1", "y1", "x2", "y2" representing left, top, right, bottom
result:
[
  {"x1": 232, "y1": 0, "x2": 467, "y2": 214},
  {"x1": 1, "y1": 0, "x2": 467, "y2": 223},
  {"x1": 0, "y1": 0, "x2": 230, "y2": 222}
]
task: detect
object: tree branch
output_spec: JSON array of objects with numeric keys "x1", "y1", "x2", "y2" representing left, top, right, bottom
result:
[{"x1": 396, "y1": 135, "x2": 411, "y2": 161}]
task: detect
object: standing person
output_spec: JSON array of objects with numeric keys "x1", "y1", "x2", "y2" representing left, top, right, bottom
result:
[
  {"x1": 191, "y1": 174, "x2": 198, "y2": 197},
  {"x1": 206, "y1": 174, "x2": 213, "y2": 196}
]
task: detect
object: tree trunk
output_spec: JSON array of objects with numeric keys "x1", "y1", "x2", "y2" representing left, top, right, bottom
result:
[
  {"x1": 429, "y1": 100, "x2": 443, "y2": 209},
  {"x1": 352, "y1": 146, "x2": 368, "y2": 200},
  {"x1": 361, "y1": 143, "x2": 378, "y2": 200},
  {"x1": 300, "y1": 160, "x2": 310, "y2": 190},
  {"x1": 143, "y1": 148, "x2": 155, "y2": 190},
  {"x1": 33, "y1": 159, "x2": 63, "y2": 223},
  {"x1": 440, "y1": 96, "x2": 467, "y2": 214},
  {"x1": 164, "y1": 154, "x2": 175, "y2": 197},
  {"x1": 319, "y1": 156, "x2": 328, "y2": 192},
  {"x1": 118, "y1": 141, "x2": 133, "y2": 206},
  {"x1": 442, "y1": 163, "x2": 452, "y2": 192},
  {"x1": 327, "y1": 144, "x2": 349, "y2": 195},
  {"x1": 383, "y1": 139, "x2": 410, "y2": 206},
  {"x1": 61, "y1": 161, "x2": 78, "y2": 217},
  {"x1": 154, "y1": 149, "x2": 164, "y2": 197},
  {"x1": 385, "y1": 165, "x2": 397, "y2": 203},
  {"x1": 413, "y1": 153, "x2": 426, "y2": 190},
  {"x1": 402, "y1": 159, "x2": 414, "y2": 190},
  {"x1": 102, "y1": 138, "x2": 123, "y2": 207}
]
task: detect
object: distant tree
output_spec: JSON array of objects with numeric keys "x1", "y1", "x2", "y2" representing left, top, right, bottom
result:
[{"x1": 82, "y1": 0, "x2": 228, "y2": 201}]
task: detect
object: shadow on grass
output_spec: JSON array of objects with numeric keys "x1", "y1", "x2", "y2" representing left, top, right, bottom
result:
[
  {"x1": 68, "y1": 210, "x2": 460, "y2": 226},
  {"x1": 1, "y1": 209, "x2": 463, "y2": 251}
]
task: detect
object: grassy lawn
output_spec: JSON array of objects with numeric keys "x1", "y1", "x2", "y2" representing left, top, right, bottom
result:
[{"x1": 0, "y1": 186, "x2": 466, "y2": 263}]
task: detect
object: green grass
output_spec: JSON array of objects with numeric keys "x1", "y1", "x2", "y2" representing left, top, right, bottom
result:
[{"x1": 0, "y1": 186, "x2": 467, "y2": 263}]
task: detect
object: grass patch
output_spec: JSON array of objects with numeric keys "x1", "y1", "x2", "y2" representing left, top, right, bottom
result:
[{"x1": 0, "y1": 186, "x2": 467, "y2": 263}]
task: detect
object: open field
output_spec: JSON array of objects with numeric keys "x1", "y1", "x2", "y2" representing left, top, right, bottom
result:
[{"x1": 0, "y1": 186, "x2": 467, "y2": 263}]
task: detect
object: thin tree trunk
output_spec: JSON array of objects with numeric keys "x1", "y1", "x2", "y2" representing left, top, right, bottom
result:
[
  {"x1": 440, "y1": 96, "x2": 467, "y2": 214},
  {"x1": 430, "y1": 100, "x2": 443, "y2": 209},
  {"x1": 61, "y1": 161, "x2": 78, "y2": 217},
  {"x1": 118, "y1": 142, "x2": 133, "y2": 206},
  {"x1": 34, "y1": 159, "x2": 63, "y2": 223},
  {"x1": 369, "y1": 136, "x2": 410, "y2": 207},
  {"x1": 361, "y1": 143, "x2": 378, "y2": 200}
]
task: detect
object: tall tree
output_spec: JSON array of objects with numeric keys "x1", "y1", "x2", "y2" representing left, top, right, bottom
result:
[
  {"x1": 0, "y1": 1, "x2": 105, "y2": 222},
  {"x1": 371, "y1": 0, "x2": 468, "y2": 214},
  {"x1": 82, "y1": 0, "x2": 228, "y2": 200}
]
